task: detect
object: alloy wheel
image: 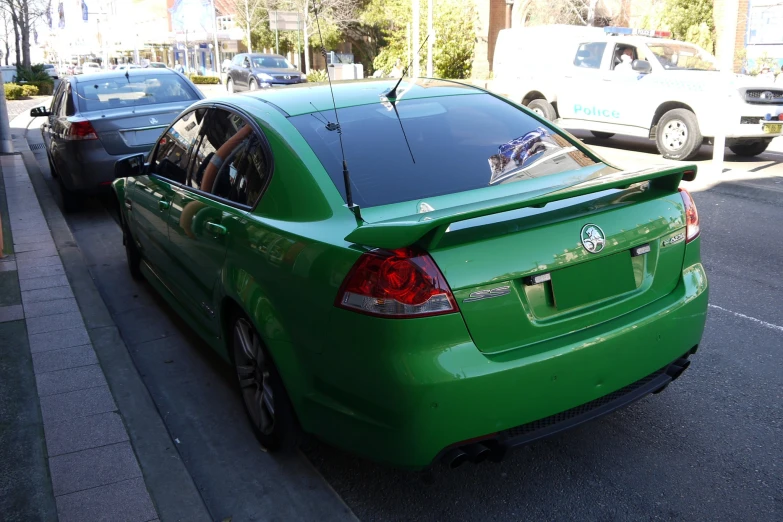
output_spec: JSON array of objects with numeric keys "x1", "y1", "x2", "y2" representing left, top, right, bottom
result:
[
  {"x1": 662, "y1": 119, "x2": 688, "y2": 152},
  {"x1": 233, "y1": 318, "x2": 275, "y2": 435},
  {"x1": 249, "y1": 80, "x2": 257, "y2": 91}
]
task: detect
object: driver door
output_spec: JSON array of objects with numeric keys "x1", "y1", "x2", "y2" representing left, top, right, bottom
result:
[
  {"x1": 165, "y1": 108, "x2": 268, "y2": 339},
  {"x1": 597, "y1": 43, "x2": 655, "y2": 130},
  {"x1": 557, "y1": 41, "x2": 610, "y2": 121}
]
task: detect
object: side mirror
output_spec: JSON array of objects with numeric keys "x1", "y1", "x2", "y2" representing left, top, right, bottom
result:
[
  {"x1": 115, "y1": 153, "x2": 146, "y2": 179},
  {"x1": 632, "y1": 59, "x2": 652, "y2": 74},
  {"x1": 30, "y1": 106, "x2": 52, "y2": 118}
]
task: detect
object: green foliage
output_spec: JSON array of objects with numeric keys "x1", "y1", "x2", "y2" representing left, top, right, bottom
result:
[
  {"x1": 4, "y1": 83, "x2": 24, "y2": 100},
  {"x1": 188, "y1": 75, "x2": 221, "y2": 84},
  {"x1": 28, "y1": 81, "x2": 54, "y2": 95},
  {"x1": 662, "y1": 0, "x2": 715, "y2": 53},
  {"x1": 16, "y1": 64, "x2": 52, "y2": 83},
  {"x1": 21, "y1": 84, "x2": 39, "y2": 96},
  {"x1": 746, "y1": 52, "x2": 778, "y2": 76},
  {"x1": 365, "y1": 0, "x2": 476, "y2": 80},
  {"x1": 305, "y1": 69, "x2": 328, "y2": 83}
]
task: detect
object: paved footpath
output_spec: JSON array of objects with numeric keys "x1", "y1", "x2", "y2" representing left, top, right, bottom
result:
[{"x1": 0, "y1": 153, "x2": 159, "y2": 521}]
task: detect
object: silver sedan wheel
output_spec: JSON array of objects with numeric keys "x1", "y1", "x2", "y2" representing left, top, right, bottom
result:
[
  {"x1": 662, "y1": 119, "x2": 688, "y2": 152},
  {"x1": 234, "y1": 318, "x2": 275, "y2": 435}
]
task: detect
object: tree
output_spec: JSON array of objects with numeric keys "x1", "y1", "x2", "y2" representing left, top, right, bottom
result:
[
  {"x1": 661, "y1": 0, "x2": 714, "y2": 53},
  {"x1": 361, "y1": 0, "x2": 476, "y2": 79},
  {"x1": 1, "y1": 0, "x2": 48, "y2": 67},
  {"x1": 522, "y1": 0, "x2": 629, "y2": 27}
]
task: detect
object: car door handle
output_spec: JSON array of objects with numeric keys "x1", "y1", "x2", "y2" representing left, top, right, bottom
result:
[
  {"x1": 205, "y1": 221, "x2": 227, "y2": 236},
  {"x1": 158, "y1": 199, "x2": 171, "y2": 210},
  {"x1": 125, "y1": 198, "x2": 132, "y2": 211}
]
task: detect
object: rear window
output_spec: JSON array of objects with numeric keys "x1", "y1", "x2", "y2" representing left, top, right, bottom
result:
[
  {"x1": 290, "y1": 94, "x2": 597, "y2": 208},
  {"x1": 76, "y1": 74, "x2": 199, "y2": 112}
]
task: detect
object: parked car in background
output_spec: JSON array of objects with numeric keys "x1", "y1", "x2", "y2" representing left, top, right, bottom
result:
[
  {"x1": 1, "y1": 65, "x2": 16, "y2": 83},
  {"x1": 82, "y1": 62, "x2": 102, "y2": 74},
  {"x1": 112, "y1": 79, "x2": 708, "y2": 469},
  {"x1": 30, "y1": 68, "x2": 204, "y2": 211},
  {"x1": 116, "y1": 64, "x2": 142, "y2": 72},
  {"x1": 225, "y1": 53, "x2": 305, "y2": 93},
  {"x1": 73, "y1": 65, "x2": 83, "y2": 75},
  {"x1": 43, "y1": 64, "x2": 59, "y2": 79},
  {"x1": 146, "y1": 62, "x2": 168, "y2": 69}
]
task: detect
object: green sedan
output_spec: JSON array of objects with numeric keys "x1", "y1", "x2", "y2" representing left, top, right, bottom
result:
[{"x1": 113, "y1": 79, "x2": 708, "y2": 469}]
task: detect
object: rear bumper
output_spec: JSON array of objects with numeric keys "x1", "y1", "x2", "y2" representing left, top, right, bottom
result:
[
  {"x1": 300, "y1": 248, "x2": 709, "y2": 469},
  {"x1": 56, "y1": 141, "x2": 147, "y2": 194}
]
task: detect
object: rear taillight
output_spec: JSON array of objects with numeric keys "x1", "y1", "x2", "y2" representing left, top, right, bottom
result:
[
  {"x1": 336, "y1": 247, "x2": 458, "y2": 318},
  {"x1": 65, "y1": 119, "x2": 98, "y2": 140},
  {"x1": 679, "y1": 188, "x2": 700, "y2": 242}
]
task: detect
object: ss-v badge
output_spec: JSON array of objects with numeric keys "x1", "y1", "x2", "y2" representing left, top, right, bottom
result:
[
  {"x1": 463, "y1": 285, "x2": 511, "y2": 303},
  {"x1": 662, "y1": 232, "x2": 685, "y2": 247}
]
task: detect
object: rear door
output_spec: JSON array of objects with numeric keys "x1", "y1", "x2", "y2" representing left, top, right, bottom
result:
[
  {"x1": 557, "y1": 41, "x2": 611, "y2": 121},
  {"x1": 165, "y1": 107, "x2": 271, "y2": 337},
  {"x1": 130, "y1": 108, "x2": 206, "y2": 275}
]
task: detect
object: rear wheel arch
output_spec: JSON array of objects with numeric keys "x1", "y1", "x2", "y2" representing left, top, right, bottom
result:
[{"x1": 521, "y1": 91, "x2": 547, "y2": 107}]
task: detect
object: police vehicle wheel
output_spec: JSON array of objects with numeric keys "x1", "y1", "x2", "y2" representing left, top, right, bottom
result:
[
  {"x1": 656, "y1": 109, "x2": 702, "y2": 161},
  {"x1": 728, "y1": 140, "x2": 770, "y2": 157},
  {"x1": 527, "y1": 99, "x2": 556, "y2": 121},
  {"x1": 591, "y1": 131, "x2": 615, "y2": 139}
]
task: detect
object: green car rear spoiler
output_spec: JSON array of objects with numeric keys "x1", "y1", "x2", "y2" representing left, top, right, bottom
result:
[{"x1": 345, "y1": 165, "x2": 696, "y2": 250}]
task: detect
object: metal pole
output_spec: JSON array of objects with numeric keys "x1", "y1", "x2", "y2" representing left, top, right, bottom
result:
[
  {"x1": 412, "y1": 0, "x2": 420, "y2": 77},
  {"x1": 297, "y1": 13, "x2": 301, "y2": 70},
  {"x1": 211, "y1": 0, "x2": 220, "y2": 77},
  {"x1": 275, "y1": 11, "x2": 279, "y2": 54},
  {"x1": 184, "y1": 30, "x2": 189, "y2": 73},
  {"x1": 245, "y1": 0, "x2": 252, "y2": 54},
  {"x1": 0, "y1": 75, "x2": 14, "y2": 154},
  {"x1": 712, "y1": 0, "x2": 739, "y2": 174},
  {"x1": 426, "y1": 0, "x2": 433, "y2": 77}
]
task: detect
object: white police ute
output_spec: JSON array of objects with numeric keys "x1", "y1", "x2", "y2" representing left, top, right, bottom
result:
[{"x1": 492, "y1": 25, "x2": 783, "y2": 160}]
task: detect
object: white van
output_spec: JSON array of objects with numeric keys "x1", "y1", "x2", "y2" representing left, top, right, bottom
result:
[{"x1": 492, "y1": 25, "x2": 783, "y2": 160}]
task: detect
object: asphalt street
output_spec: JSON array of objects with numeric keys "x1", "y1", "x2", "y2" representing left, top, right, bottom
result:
[{"x1": 25, "y1": 121, "x2": 782, "y2": 521}]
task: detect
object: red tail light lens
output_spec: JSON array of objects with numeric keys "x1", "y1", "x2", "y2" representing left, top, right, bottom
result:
[
  {"x1": 679, "y1": 188, "x2": 700, "y2": 242},
  {"x1": 336, "y1": 247, "x2": 458, "y2": 318},
  {"x1": 65, "y1": 119, "x2": 98, "y2": 140}
]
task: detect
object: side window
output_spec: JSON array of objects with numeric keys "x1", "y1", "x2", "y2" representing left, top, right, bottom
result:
[
  {"x1": 50, "y1": 82, "x2": 65, "y2": 114},
  {"x1": 197, "y1": 109, "x2": 269, "y2": 206},
  {"x1": 612, "y1": 45, "x2": 638, "y2": 70},
  {"x1": 233, "y1": 55, "x2": 243, "y2": 66},
  {"x1": 60, "y1": 85, "x2": 75, "y2": 116},
  {"x1": 150, "y1": 108, "x2": 207, "y2": 185},
  {"x1": 573, "y1": 42, "x2": 607, "y2": 69}
]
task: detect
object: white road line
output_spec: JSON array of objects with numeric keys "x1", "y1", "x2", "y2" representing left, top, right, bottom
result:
[{"x1": 709, "y1": 304, "x2": 783, "y2": 333}]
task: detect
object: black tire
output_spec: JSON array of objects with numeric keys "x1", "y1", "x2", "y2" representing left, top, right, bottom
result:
[
  {"x1": 248, "y1": 79, "x2": 258, "y2": 91},
  {"x1": 47, "y1": 155, "x2": 58, "y2": 178},
  {"x1": 231, "y1": 315, "x2": 301, "y2": 451},
  {"x1": 226, "y1": 77, "x2": 234, "y2": 93},
  {"x1": 527, "y1": 98, "x2": 556, "y2": 120},
  {"x1": 591, "y1": 131, "x2": 615, "y2": 139},
  {"x1": 122, "y1": 222, "x2": 142, "y2": 280},
  {"x1": 57, "y1": 176, "x2": 81, "y2": 213},
  {"x1": 729, "y1": 140, "x2": 770, "y2": 157},
  {"x1": 655, "y1": 108, "x2": 702, "y2": 160}
]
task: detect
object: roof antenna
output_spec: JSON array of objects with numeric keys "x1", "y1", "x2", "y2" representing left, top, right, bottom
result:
[
  {"x1": 312, "y1": 2, "x2": 362, "y2": 224},
  {"x1": 385, "y1": 34, "x2": 430, "y2": 102}
]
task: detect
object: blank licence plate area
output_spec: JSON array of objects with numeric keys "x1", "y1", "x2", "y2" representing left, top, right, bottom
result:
[
  {"x1": 762, "y1": 123, "x2": 782, "y2": 134},
  {"x1": 550, "y1": 252, "x2": 636, "y2": 310},
  {"x1": 120, "y1": 128, "x2": 166, "y2": 147}
]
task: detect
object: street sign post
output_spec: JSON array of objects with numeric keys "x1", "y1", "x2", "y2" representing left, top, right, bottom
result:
[{"x1": 268, "y1": 11, "x2": 302, "y2": 67}]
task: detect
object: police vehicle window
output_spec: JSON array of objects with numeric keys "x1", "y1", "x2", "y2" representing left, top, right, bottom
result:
[
  {"x1": 291, "y1": 93, "x2": 599, "y2": 208},
  {"x1": 612, "y1": 45, "x2": 637, "y2": 69},
  {"x1": 203, "y1": 110, "x2": 268, "y2": 206},
  {"x1": 50, "y1": 82, "x2": 66, "y2": 114},
  {"x1": 573, "y1": 42, "x2": 606, "y2": 69},
  {"x1": 647, "y1": 42, "x2": 718, "y2": 71},
  {"x1": 150, "y1": 108, "x2": 207, "y2": 185}
]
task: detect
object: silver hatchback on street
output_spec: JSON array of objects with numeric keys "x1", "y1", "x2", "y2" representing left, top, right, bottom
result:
[{"x1": 32, "y1": 69, "x2": 203, "y2": 210}]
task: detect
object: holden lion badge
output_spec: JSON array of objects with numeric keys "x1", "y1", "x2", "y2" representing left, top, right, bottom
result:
[{"x1": 581, "y1": 224, "x2": 605, "y2": 254}]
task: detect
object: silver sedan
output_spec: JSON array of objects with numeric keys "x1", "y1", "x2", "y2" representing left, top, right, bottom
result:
[{"x1": 32, "y1": 68, "x2": 204, "y2": 211}]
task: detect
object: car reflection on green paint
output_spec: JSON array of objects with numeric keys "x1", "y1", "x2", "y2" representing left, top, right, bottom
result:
[{"x1": 113, "y1": 79, "x2": 708, "y2": 469}]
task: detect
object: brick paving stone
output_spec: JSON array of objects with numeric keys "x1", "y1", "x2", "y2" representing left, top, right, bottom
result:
[
  {"x1": 44, "y1": 412, "x2": 128, "y2": 457},
  {"x1": 49, "y1": 441, "x2": 142, "y2": 496},
  {"x1": 0, "y1": 304, "x2": 24, "y2": 322},
  {"x1": 39, "y1": 385, "x2": 117, "y2": 424},
  {"x1": 23, "y1": 297, "x2": 80, "y2": 318},
  {"x1": 26, "y1": 311, "x2": 83, "y2": 335},
  {"x1": 32, "y1": 344, "x2": 97, "y2": 374},
  {"x1": 55, "y1": 477, "x2": 156, "y2": 522},
  {"x1": 19, "y1": 274, "x2": 70, "y2": 292},
  {"x1": 36, "y1": 364, "x2": 107, "y2": 397},
  {"x1": 28, "y1": 326, "x2": 91, "y2": 353}
]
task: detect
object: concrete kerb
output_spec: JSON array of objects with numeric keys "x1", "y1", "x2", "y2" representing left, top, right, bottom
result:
[{"x1": 15, "y1": 120, "x2": 212, "y2": 522}]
